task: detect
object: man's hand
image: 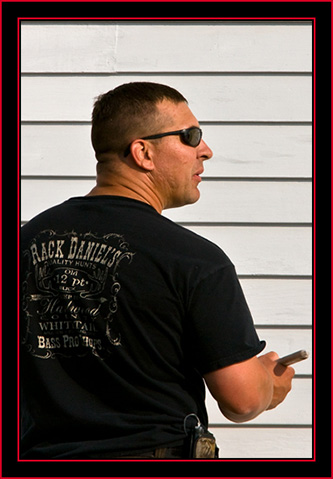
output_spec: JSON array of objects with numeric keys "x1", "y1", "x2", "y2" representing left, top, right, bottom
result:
[{"x1": 258, "y1": 351, "x2": 295, "y2": 410}]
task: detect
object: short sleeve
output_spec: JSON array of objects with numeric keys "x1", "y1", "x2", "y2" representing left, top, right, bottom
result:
[{"x1": 186, "y1": 265, "x2": 266, "y2": 374}]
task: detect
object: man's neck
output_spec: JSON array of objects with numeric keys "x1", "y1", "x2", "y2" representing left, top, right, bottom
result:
[{"x1": 86, "y1": 183, "x2": 163, "y2": 214}]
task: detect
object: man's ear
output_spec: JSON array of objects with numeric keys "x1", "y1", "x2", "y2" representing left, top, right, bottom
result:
[{"x1": 130, "y1": 139, "x2": 155, "y2": 171}]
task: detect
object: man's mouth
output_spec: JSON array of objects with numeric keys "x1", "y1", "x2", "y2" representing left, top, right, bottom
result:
[{"x1": 193, "y1": 169, "x2": 204, "y2": 181}]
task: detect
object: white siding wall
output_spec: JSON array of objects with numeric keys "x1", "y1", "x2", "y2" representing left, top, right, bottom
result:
[{"x1": 20, "y1": 21, "x2": 313, "y2": 459}]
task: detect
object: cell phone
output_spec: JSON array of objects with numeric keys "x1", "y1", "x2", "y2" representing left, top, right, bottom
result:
[{"x1": 278, "y1": 349, "x2": 309, "y2": 366}]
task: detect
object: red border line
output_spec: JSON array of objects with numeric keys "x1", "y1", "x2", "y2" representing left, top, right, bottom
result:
[{"x1": 17, "y1": 16, "x2": 316, "y2": 467}]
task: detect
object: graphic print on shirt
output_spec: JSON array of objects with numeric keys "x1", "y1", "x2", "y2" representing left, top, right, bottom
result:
[{"x1": 21, "y1": 230, "x2": 135, "y2": 360}]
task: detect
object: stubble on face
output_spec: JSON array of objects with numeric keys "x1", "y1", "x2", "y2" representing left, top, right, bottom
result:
[{"x1": 149, "y1": 101, "x2": 207, "y2": 210}]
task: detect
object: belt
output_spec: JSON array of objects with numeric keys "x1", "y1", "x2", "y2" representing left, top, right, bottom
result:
[
  {"x1": 85, "y1": 445, "x2": 186, "y2": 459},
  {"x1": 116, "y1": 445, "x2": 185, "y2": 459}
]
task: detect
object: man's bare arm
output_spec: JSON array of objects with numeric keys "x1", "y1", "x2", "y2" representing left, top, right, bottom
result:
[{"x1": 204, "y1": 352, "x2": 295, "y2": 423}]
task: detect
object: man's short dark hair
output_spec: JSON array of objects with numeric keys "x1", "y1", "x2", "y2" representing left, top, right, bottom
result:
[{"x1": 91, "y1": 82, "x2": 187, "y2": 159}]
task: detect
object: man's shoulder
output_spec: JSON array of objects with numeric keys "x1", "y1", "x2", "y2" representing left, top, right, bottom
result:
[{"x1": 159, "y1": 215, "x2": 232, "y2": 266}]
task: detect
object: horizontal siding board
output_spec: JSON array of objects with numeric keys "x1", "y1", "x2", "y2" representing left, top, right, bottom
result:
[
  {"x1": 21, "y1": 124, "x2": 312, "y2": 179},
  {"x1": 212, "y1": 427, "x2": 312, "y2": 458},
  {"x1": 21, "y1": 179, "x2": 312, "y2": 224},
  {"x1": 203, "y1": 124, "x2": 312, "y2": 178},
  {"x1": 255, "y1": 329, "x2": 312, "y2": 375},
  {"x1": 187, "y1": 226, "x2": 312, "y2": 276},
  {"x1": 116, "y1": 24, "x2": 312, "y2": 73},
  {"x1": 21, "y1": 24, "x2": 118, "y2": 73},
  {"x1": 21, "y1": 22, "x2": 312, "y2": 73},
  {"x1": 21, "y1": 125, "x2": 97, "y2": 177},
  {"x1": 240, "y1": 279, "x2": 312, "y2": 326},
  {"x1": 206, "y1": 378, "x2": 312, "y2": 425},
  {"x1": 164, "y1": 181, "x2": 312, "y2": 223},
  {"x1": 21, "y1": 75, "x2": 312, "y2": 122}
]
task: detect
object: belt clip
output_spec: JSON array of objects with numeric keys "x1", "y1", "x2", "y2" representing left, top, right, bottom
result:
[
  {"x1": 183, "y1": 413, "x2": 218, "y2": 459},
  {"x1": 183, "y1": 413, "x2": 201, "y2": 434}
]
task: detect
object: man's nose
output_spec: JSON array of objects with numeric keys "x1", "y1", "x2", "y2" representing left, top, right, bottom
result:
[{"x1": 198, "y1": 140, "x2": 213, "y2": 160}]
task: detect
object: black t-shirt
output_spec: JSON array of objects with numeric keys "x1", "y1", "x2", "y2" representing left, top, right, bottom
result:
[{"x1": 20, "y1": 196, "x2": 265, "y2": 458}]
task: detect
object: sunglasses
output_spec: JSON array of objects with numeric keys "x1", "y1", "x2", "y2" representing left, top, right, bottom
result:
[{"x1": 123, "y1": 126, "x2": 203, "y2": 157}]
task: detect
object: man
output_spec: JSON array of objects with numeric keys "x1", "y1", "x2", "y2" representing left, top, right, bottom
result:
[{"x1": 20, "y1": 82, "x2": 294, "y2": 459}]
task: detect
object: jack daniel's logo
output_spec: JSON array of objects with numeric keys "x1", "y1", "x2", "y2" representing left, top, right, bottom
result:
[{"x1": 21, "y1": 230, "x2": 135, "y2": 360}]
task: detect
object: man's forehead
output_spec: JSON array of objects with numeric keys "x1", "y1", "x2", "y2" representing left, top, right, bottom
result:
[{"x1": 156, "y1": 99, "x2": 199, "y2": 127}]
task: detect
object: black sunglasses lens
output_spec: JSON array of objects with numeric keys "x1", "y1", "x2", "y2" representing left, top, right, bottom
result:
[{"x1": 183, "y1": 128, "x2": 202, "y2": 147}]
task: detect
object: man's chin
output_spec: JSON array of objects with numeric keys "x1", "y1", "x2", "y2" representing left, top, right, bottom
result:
[{"x1": 164, "y1": 192, "x2": 201, "y2": 210}]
